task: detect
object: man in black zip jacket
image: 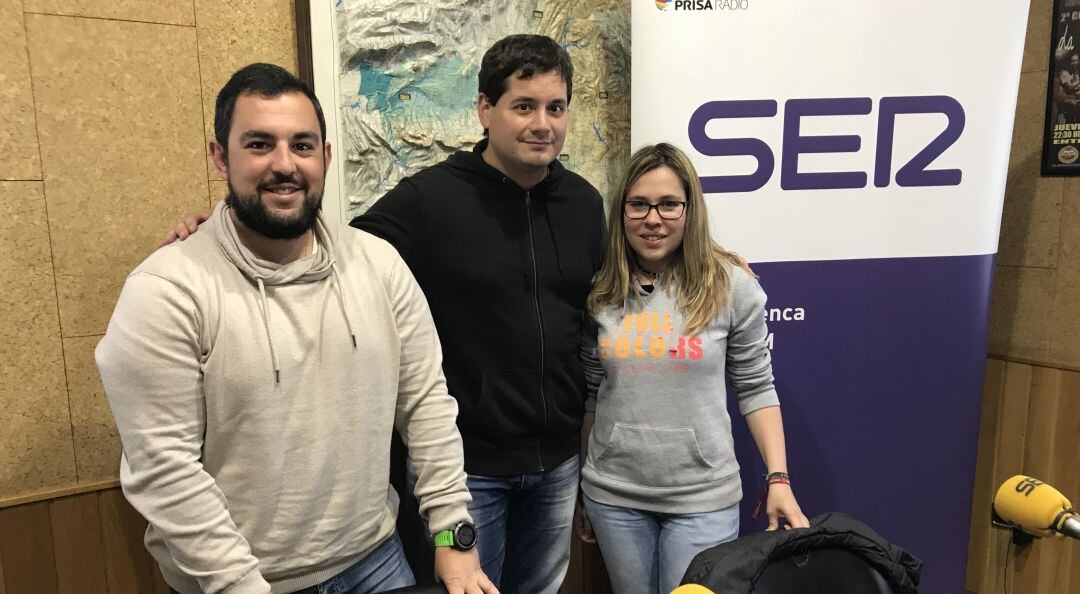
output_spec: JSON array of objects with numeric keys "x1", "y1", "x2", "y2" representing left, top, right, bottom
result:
[{"x1": 352, "y1": 35, "x2": 605, "y2": 594}]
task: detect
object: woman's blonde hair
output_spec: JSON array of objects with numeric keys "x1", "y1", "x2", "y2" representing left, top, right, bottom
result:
[{"x1": 587, "y1": 143, "x2": 745, "y2": 337}]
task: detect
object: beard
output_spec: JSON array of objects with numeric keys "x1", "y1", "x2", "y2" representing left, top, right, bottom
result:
[{"x1": 225, "y1": 173, "x2": 323, "y2": 240}]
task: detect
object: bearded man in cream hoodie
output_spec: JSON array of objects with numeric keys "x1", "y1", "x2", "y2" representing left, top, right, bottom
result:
[{"x1": 96, "y1": 64, "x2": 496, "y2": 594}]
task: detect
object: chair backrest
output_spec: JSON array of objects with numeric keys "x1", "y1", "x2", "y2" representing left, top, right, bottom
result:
[{"x1": 751, "y1": 548, "x2": 894, "y2": 594}]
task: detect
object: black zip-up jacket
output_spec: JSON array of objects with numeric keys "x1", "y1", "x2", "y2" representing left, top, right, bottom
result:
[{"x1": 351, "y1": 140, "x2": 605, "y2": 475}]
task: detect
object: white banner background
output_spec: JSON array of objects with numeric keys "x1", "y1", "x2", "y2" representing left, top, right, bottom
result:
[{"x1": 633, "y1": 1, "x2": 1028, "y2": 262}]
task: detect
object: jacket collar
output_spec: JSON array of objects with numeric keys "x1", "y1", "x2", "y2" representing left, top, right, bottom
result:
[{"x1": 458, "y1": 138, "x2": 566, "y2": 193}]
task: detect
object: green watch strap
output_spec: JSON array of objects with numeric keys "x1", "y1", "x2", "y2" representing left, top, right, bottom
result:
[{"x1": 433, "y1": 530, "x2": 455, "y2": 548}]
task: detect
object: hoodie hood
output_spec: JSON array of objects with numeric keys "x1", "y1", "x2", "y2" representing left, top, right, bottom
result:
[
  {"x1": 206, "y1": 200, "x2": 355, "y2": 383},
  {"x1": 445, "y1": 140, "x2": 570, "y2": 284},
  {"x1": 443, "y1": 138, "x2": 569, "y2": 191},
  {"x1": 207, "y1": 199, "x2": 336, "y2": 286}
]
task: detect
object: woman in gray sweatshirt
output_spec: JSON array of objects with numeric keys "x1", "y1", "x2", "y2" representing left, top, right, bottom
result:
[{"x1": 575, "y1": 143, "x2": 809, "y2": 594}]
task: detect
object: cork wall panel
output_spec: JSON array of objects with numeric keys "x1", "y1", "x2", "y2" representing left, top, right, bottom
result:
[
  {"x1": 0, "y1": 181, "x2": 76, "y2": 499},
  {"x1": 22, "y1": 0, "x2": 195, "y2": 26},
  {"x1": 194, "y1": 0, "x2": 298, "y2": 180},
  {"x1": 25, "y1": 14, "x2": 209, "y2": 338},
  {"x1": 210, "y1": 179, "x2": 228, "y2": 207},
  {"x1": 0, "y1": 0, "x2": 42, "y2": 180},
  {"x1": 63, "y1": 335, "x2": 120, "y2": 484},
  {"x1": 998, "y1": 71, "x2": 1063, "y2": 269},
  {"x1": 1023, "y1": 0, "x2": 1054, "y2": 73},
  {"x1": 987, "y1": 266, "x2": 1055, "y2": 361},
  {"x1": 1050, "y1": 181, "x2": 1080, "y2": 366}
]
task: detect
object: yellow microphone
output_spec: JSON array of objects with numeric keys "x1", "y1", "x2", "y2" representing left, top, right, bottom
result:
[
  {"x1": 993, "y1": 475, "x2": 1080, "y2": 539},
  {"x1": 670, "y1": 585, "x2": 716, "y2": 594}
]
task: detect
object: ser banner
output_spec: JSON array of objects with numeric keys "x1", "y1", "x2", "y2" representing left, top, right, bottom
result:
[{"x1": 633, "y1": 2, "x2": 1028, "y2": 592}]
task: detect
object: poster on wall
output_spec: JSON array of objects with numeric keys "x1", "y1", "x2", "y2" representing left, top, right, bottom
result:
[
  {"x1": 1044, "y1": 0, "x2": 1080, "y2": 175},
  {"x1": 634, "y1": 2, "x2": 1027, "y2": 593},
  {"x1": 300, "y1": 0, "x2": 630, "y2": 224}
]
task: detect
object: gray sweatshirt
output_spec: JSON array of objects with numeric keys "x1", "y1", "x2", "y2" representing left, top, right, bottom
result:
[
  {"x1": 96, "y1": 202, "x2": 471, "y2": 594},
  {"x1": 581, "y1": 264, "x2": 779, "y2": 514}
]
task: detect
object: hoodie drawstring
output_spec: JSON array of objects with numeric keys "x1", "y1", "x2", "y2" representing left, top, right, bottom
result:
[
  {"x1": 255, "y1": 278, "x2": 281, "y2": 384},
  {"x1": 331, "y1": 262, "x2": 359, "y2": 348},
  {"x1": 253, "y1": 266, "x2": 358, "y2": 386}
]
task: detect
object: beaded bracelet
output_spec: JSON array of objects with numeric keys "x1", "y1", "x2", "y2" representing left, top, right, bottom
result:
[{"x1": 751, "y1": 473, "x2": 792, "y2": 519}]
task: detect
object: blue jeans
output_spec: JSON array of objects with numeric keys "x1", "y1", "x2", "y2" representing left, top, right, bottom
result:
[
  {"x1": 171, "y1": 533, "x2": 414, "y2": 594},
  {"x1": 467, "y1": 455, "x2": 579, "y2": 593},
  {"x1": 409, "y1": 454, "x2": 579, "y2": 594},
  {"x1": 583, "y1": 495, "x2": 740, "y2": 594}
]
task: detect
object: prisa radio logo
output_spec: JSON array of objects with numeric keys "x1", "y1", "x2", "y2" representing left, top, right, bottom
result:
[{"x1": 656, "y1": 0, "x2": 749, "y2": 11}]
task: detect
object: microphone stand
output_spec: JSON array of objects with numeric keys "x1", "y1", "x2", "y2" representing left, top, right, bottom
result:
[{"x1": 991, "y1": 509, "x2": 1034, "y2": 546}]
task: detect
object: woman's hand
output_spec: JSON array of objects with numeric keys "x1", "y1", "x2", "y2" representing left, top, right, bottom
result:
[
  {"x1": 573, "y1": 503, "x2": 596, "y2": 543},
  {"x1": 765, "y1": 482, "x2": 809, "y2": 531}
]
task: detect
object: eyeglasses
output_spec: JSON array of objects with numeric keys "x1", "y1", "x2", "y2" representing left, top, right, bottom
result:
[{"x1": 623, "y1": 200, "x2": 687, "y2": 220}]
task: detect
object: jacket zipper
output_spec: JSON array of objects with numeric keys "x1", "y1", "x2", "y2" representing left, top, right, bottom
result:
[{"x1": 524, "y1": 190, "x2": 547, "y2": 471}]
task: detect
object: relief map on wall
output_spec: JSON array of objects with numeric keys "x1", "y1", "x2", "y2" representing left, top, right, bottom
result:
[{"x1": 333, "y1": 0, "x2": 629, "y2": 216}]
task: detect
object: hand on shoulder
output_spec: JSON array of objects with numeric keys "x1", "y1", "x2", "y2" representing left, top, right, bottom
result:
[{"x1": 158, "y1": 210, "x2": 211, "y2": 249}]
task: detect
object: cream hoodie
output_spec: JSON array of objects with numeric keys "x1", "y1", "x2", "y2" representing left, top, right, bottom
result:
[{"x1": 97, "y1": 202, "x2": 470, "y2": 594}]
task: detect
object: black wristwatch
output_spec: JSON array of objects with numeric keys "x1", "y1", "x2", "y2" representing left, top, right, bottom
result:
[{"x1": 434, "y1": 521, "x2": 477, "y2": 551}]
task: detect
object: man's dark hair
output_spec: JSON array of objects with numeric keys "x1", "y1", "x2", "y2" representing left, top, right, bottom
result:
[
  {"x1": 478, "y1": 35, "x2": 574, "y2": 107},
  {"x1": 214, "y1": 63, "x2": 326, "y2": 153}
]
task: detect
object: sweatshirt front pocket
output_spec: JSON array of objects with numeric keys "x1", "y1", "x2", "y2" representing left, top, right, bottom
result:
[{"x1": 594, "y1": 423, "x2": 728, "y2": 488}]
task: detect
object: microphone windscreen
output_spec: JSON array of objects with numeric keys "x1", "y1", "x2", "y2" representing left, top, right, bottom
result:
[
  {"x1": 994, "y1": 475, "x2": 1073, "y2": 537},
  {"x1": 670, "y1": 586, "x2": 716, "y2": 594}
]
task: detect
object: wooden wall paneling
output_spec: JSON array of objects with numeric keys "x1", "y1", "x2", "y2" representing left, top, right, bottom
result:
[
  {"x1": 1030, "y1": 367, "x2": 1072, "y2": 593},
  {"x1": 997, "y1": 362, "x2": 1034, "y2": 485},
  {"x1": 49, "y1": 493, "x2": 107, "y2": 594},
  {"x1": 151, "y1": 560, "x2": 171, "y2": 594},
  {"x1": 1022, "y1": 367, "x2": 1062, "y2": 479},
  {"x1": 558, "y1": 537, "x2": 584, "y2": 594},
  {"x1": 1007, "y1": 366, "x2": 1059, "y2": 594},
  {"x1": 976, "y1": 360, "x2": 1034, "y2": 593},
  {"x1": 0, "y1": 500, "x2": 59, "y2": 594},
  {"x1": 1039, "y1": 367, "x2": 1076, "y2": 592},
  {"x1": 1059, "y1": 370, "x2": 1080, "y2": 592},
  {"x1": 580, "y1": 541, "x2": 612, "y2": 594},
  {"x1": 1052, "y1": 368, "x2": 1080, "y2": 504},
  {"x1": 97, "y1": 489, "x2": 162, "y2": 593},
  {"x1": 558, "y1": 535, "x2": 611, "y2": 594},
  {"x1": 966, "y1": 358, "x2": 1006, "y2": 593},
  {"x1": 993, "y1": 359, "x2": 1037, "y2": 591},
  {"x1": 0, "y1": 540, "x2": 6, "y2": 594},
  {"x1": 1074, "y1": 539, "x2": 1080, "y2": 594}
]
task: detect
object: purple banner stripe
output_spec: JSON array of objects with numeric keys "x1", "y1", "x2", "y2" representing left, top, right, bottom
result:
[{"x1": 729, "y1": 253, "x2": 995, "y2": 594}]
